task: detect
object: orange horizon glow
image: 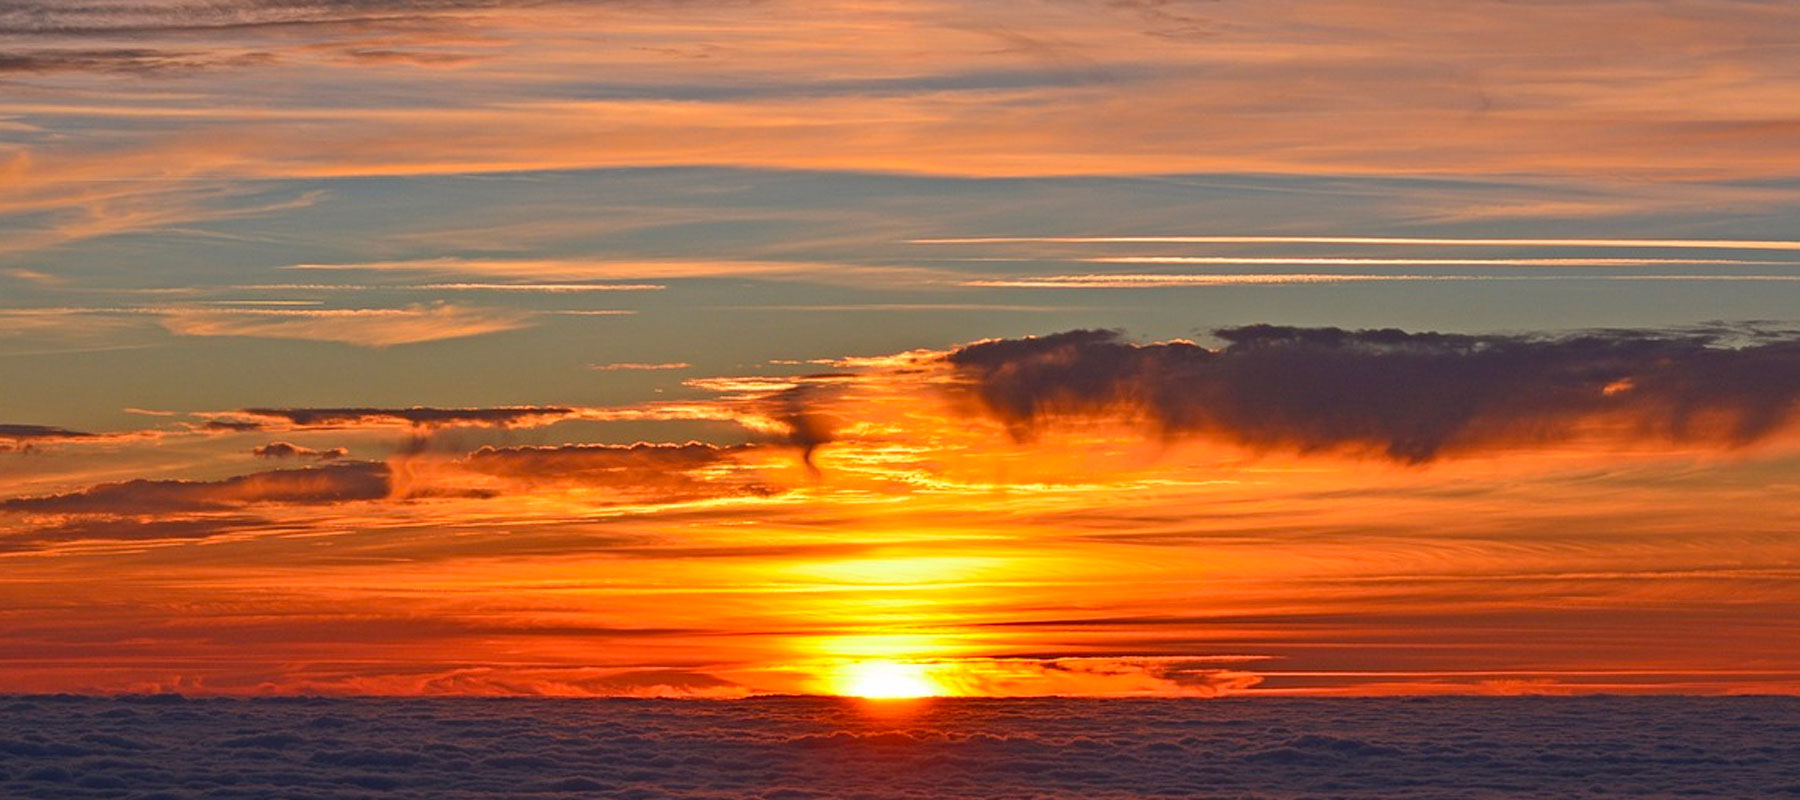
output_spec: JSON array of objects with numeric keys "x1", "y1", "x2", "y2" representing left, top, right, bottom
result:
[{"x1": 5, "y1": 333, "x2": 1800, "y2": 698}]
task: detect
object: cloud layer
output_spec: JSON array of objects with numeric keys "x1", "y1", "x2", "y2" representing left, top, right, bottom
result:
[{"x1": 0, "y1": 696, "x2": 1796, "y2": 799}]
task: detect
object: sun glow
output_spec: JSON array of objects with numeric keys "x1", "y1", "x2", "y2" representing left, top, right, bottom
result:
[{"x1": 834, "y1": 660, "x2": 941, "y2": 699}]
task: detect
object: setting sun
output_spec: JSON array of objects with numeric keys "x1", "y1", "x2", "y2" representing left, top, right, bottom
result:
[{"x1": 835, "y1": 661, "x2": 942, "y2": 699}]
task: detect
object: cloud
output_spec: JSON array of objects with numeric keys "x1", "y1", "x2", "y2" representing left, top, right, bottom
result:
[
  {"x1": 252, "y1": 441, "x2": 349, "y2": 460},
  {"x1": 460, "y1": 441, "x2": 737, "y2": 477},
  {"x1": 336, "y1": 48, "x2": 490, "y2": 68},
  {"x1": 282, "y1": 258, "x2": 946, "y2": 287},
  {"x1": 872, "y1": 657, "x2": 1266, "y2": 698},
  {"x1": 0, "y1": 423, "x2": 148, "y2": 453},
  {"x1": 4, "y1": 514, "x2": 273, "y2": 549},
  {"x1": 0, "y1": 48, "x2": 277, "y2": 75},
  {"x1": 235, "y1": 405, "x2": 577, "y2": 429},
  {"x1": 0, "y1": 424, "x2": 98, "y2": 442},
  {"x1": 962, "y1": 274, "x2": 1800, "y2": 289},
  {"x1": 944, "y1": 326, "x2": 1800, "y2": 462},
  {"x1": 962, "y1": 273, "x2": 1494, "y2": 288},
  {"x1": 0, "y1": 0, "x2": 544, "y2": 35},
  {"x1": 588, "y1": 362, "x2": 690, "y2": 371},
  {"x1": 2, "y1": 436, "x2": 779, "y2": 525},
  {"x1": 353, "y1": 441, "x2": 780, "y2": 506},
  {"x1": 155, "y1": 304, "x2": 535, "y2": 346},
  {"x1": 0, "y1": 462, "x2": 391, "y2": 513},
  {"x1": 200, "y1": 419, "x2": 267, "y2": 433},
  {"x1": 913, "y1": 235, "x2": 1800, "y2": 251},
  {"x1": 761, "y1": 385, "x2": 842, "y2": 475}
]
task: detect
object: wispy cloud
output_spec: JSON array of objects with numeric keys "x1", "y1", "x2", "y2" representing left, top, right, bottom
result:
[
  {"x1": 281, "y1": 258, "x2": 949, "y2": 286},
  {"x1": 155, "y1": 304, "x2": 535, "y2": 345},
  {"x1": 963, "y1": 274, "x2": 1800, "y2": 288},
  {"x1": 230, "y1": 405, "x2": 577, "y2": 429},
  {"x1": 963, "y1": 274, "x2": 1494, "y2": 288},
  {"x1": 1082, "y1": 256, "x2": 1794, "y2": 267},
  {"x1": 915, "y1": 235, "x2": 1800, "y2": 250},
  {"x1": 588, "y1": 362, "x2": 690, "y2": 371}
]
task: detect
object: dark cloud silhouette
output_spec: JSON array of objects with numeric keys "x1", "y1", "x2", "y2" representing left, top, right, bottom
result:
[
  {"x1": 200, "y1": 419, "x2": 266, "y2": 433},
  {"x1": 1, "y1": 424, "x2": 100, "y2": 454},
  {"x1": 239, "y1": 406, "x2": 575, "y2": 429},
  {"x1": 761, "y1": 384, "x2": 843, "y2": 476},
  {"x1": 254, "y1": 441, "x2": 349, "y2": 460},
  {"x1": 1, "y1": 462, "x2": 390, "y2": 514},
  {"x1": 945, "y1": 326, "x2": 1800, "y2": 462},
  {"x1": 0, "y1": 424, "x2": 97, "y2": 441},
  {"x1": 2, "y1": 438, "x2": 772, "y2": 523},
  {"x1": 2, "y1": 515, "x2": 273, "y2": 550}
]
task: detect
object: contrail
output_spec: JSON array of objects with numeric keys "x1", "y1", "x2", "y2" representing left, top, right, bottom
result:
[
  {"x1": 1085, "y1": 256, "x2": 1791, "y2": 267},
  {"x1": 912, "y1": 235, "x2": 1800, "y2": 251},
  {"x1": 964, "y1": 274, "x2": 1800, "y2": 288}
]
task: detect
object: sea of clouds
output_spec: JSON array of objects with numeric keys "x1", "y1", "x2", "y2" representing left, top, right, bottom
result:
[{"x1": 2, "y1": 695, "x2": 1796, "y2": 799}]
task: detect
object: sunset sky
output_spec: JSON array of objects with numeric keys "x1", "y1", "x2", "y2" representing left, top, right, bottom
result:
[{"x1": 4, "y1": 0, "x2": 1800, "y2": 698}]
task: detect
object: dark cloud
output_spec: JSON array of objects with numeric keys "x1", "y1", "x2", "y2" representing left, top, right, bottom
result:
[
  {"x1": 1, "y1": 462, "x2": 390, "y2": 514},
  {"x1": 0, "y1": 424, "x2": 98, "y2": 440},
  {"x1": 200, "y1": 419, "x2": 266, "y2": 433},
  {"x1": 761, "y1": 384, "x2": 842, "y2": 475},
  {"x1": 238, "y1": 406, "x2": 575, "y2": 428},
  {"x1": 2, "y1": 438, "x2": 769, "y2": 521},
  {"x1": 1, "y1": 424, "x2": 100, "y2": 454},
  {"x1": 253, "y1": 441, "x2": 349, "y2": 460},
  {"x1": 945, "y1": 326, "x2": 1800, "y2": 462},
  {"x1": 2, "y1": 514, "x2": 272, "y2": 550}
]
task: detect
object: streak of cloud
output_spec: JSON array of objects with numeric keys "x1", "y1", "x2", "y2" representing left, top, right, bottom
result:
[
  {"x1": 155, "y1": 304, "x2": 536, "y2": 345},
  {"x1": 914, "y1": 236, "x2": 1800, "y2": 250}
]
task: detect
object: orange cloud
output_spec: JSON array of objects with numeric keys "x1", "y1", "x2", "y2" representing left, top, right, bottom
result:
[{"x1": 155, "y1": 304, "x2": 535, "y2": 345}]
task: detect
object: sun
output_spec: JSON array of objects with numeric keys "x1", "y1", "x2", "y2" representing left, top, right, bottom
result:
[{"x1": 835, "y1": 660, "x2": 941, "y2": 699}]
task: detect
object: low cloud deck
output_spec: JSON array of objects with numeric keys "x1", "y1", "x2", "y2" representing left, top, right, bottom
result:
[{"x1": 3, "y1": 695, "x2": 1797, "y2": 799}]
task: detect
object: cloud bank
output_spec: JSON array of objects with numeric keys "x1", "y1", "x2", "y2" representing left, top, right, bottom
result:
[
  {"x1": 945, "y1": 326, "x2": 1800, "y2": 462},
  {"x1": 0, "y1": 696, "x2": 1796, "y2": 799}
]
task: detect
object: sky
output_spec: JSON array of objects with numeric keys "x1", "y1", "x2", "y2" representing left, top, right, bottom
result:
[{"x1": 3, "y1": 0, "x2": 1800, "y2": 698}]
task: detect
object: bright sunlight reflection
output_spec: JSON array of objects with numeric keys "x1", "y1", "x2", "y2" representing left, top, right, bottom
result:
[{"x1": 834, "y1": 660, "x2": 941, "y2": 699}]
